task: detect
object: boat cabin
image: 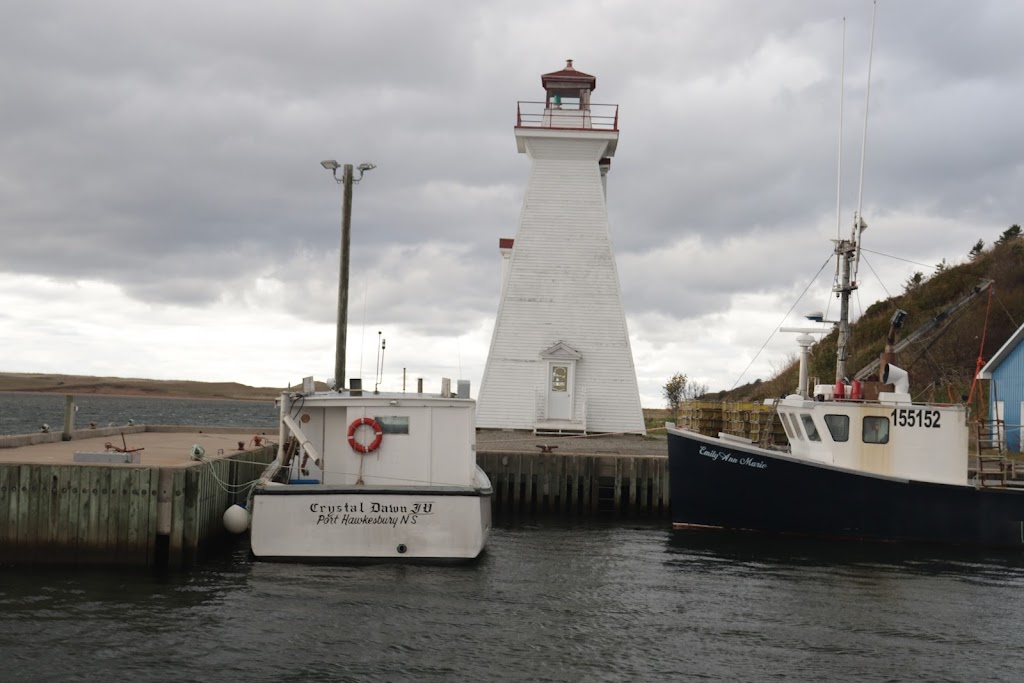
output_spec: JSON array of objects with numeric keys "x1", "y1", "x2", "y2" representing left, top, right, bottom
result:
[
  {"x1": 772, "y1": 391, "x2": 969, "y2": 486},
  {"x1": 277, "y1": 390, "x2": 478, "y2": 489}
]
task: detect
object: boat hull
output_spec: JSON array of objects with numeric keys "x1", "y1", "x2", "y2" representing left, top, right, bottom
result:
[
  {"x1": 668, "y1": 428, "x2": 1024, "y2": 546},
  {"x1": 251, "y1": 486, "x2": 491, "y2": 560}
]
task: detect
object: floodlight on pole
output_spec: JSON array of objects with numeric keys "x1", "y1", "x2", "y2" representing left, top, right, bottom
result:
[{"x1": 322, "y1": 159, "x2": 376, "y2": 392}]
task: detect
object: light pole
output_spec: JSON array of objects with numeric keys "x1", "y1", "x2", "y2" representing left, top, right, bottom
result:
[{"x1": 321, "y1": 160, "x2": 376, "y2": 392}]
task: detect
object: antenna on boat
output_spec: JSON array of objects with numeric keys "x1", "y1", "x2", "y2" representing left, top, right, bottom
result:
[
  {"x1": 835, "y1": 17, "x2": 846, "y2": 242},
  {"x1": 834, "y1": 0, "x2": 877, "y2": 384},
  {"x1": 851, "y1": 0, "x2": 877, "y2": 289},
  {"x1": 374, "y1": 331, "x2": 386, "y2": 394}
]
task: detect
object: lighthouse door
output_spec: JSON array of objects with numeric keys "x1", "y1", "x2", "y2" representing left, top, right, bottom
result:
[{"x1": 547, "y1": 362, "x2": 573, "y2": 420}]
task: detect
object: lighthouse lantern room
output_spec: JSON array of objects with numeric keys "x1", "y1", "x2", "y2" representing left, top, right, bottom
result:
[{"x1": 477, "y1": 60, "x2": 645, "y2": 435}]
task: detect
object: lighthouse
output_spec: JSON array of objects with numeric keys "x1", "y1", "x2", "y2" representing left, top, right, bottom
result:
[{"x1": 476, "y1": 60, "x2": 645, "y2": 435}]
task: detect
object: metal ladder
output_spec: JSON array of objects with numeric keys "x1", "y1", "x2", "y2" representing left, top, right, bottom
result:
[{"x1": 975, "y1": 419, "x2": 1009, "y2": 486}]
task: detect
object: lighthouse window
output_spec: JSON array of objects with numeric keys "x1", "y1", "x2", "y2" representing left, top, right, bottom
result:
[
  {"x1": 800, "y1": 414, "x2": 821, "y2": 442},
  {"x1": 862, "y1": 416, "x2": 890, "y2": 445},
  {"x1": 551, "y1": 366, "x2": 568, "y2": 392},
  {"x1": 824, "y1": 414, "x2": 850, "y2": 442}
]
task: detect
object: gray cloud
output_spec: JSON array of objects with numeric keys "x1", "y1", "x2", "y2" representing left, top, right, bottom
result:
[{"x1": 1, "y1": 0, "x2": 1021, "y2": 394}]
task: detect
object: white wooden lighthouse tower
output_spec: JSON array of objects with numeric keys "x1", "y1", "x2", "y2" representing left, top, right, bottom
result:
[{"x1": 476, "y1": 60, "x2": 645, "y2": 434}]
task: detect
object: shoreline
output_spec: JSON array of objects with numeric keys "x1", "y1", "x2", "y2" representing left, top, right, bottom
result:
[{"x1": 0, "y1": 388, "x2": 278, "y2": 403}]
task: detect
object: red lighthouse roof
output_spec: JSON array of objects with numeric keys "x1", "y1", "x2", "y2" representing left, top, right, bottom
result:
[{"x1": 541, "y1": 59, "x2": 596, "y2": 94}]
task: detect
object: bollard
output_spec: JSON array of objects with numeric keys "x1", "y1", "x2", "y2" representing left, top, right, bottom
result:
[{"x1": 61, "y1": 395, "x2": 75, "y2": 441}]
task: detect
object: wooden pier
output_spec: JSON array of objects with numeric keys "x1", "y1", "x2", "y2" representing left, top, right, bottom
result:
[
  {"x1": 0, "y1": 426, "x2": 673, "y2": 566},
  {"x1": 476, "y1": 451, "x2": 669, "y2": 517},
  {"x1": 475, "y1": 430, "x2": 670, "y2": 518},
  {"x1": 0, "y1": 426, "x2": 276, "y2": 568}
]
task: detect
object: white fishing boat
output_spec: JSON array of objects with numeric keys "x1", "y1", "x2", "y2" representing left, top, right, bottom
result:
[
  {"x1": 227, "y1": 159, "x2": 491, "y2": 560},
  {"x1": 244, "y1": 378, "x2": 492, "y2": 560}
]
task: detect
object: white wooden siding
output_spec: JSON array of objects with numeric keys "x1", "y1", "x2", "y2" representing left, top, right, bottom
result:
[{"x1": 477, "y1": 132, "x2": 645, "y2": 434}]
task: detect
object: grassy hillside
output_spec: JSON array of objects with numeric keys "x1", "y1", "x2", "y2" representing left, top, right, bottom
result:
[
  {"x1": 0, "y1": 372, "x2": 283, "y2": 401},
  {"x1": 708, "y1": 228, "x2": 1024, "y2": 404}
]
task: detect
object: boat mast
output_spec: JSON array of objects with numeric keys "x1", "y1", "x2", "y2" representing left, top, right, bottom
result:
[
  {"x1": 321, "y1": 160, "x2": 376, "y2": 392},
  {"x1": 834, "y1": 236, "x2": 856, "y2": 383},
  {"x1": 835, "y1": 0, "x2": 877, "y2": 384}
]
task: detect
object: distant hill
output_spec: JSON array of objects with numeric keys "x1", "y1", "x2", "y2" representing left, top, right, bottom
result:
[
  {"x1": 708, "y1": 226, "x2": 1024, "y2": 403},
  {"x1": 0, "y1": 372, "x2": 286, "y2": 401}
]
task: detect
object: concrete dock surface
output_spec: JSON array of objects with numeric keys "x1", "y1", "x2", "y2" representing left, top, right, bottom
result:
[
  {"x1": 0, "y1": 429, "x2": 272, "y2": 467},
  {"x1": 476, "y1": 429, "x2": 666, "y2": 456},
  {"x1": 0, "y1": 425, "x2": 667, "y2": 466}
]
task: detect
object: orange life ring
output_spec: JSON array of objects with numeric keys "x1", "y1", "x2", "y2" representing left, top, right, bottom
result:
[{"x1": 347, "y1": 417, "x2": 383, "y2": 454}]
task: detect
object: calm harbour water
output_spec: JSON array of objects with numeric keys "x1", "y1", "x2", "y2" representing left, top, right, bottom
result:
[
  {"x1": 3, "y1": 394, "x2": 1024, "y2": 680},
  {"x1": 2, "y1": 524, "x2": 1024, "y2": 681}
]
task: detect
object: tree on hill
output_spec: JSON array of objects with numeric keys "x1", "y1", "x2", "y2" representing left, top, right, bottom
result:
[
  {"x1": 996, "y1": 224, "x2": 1021, "y2": 245},
  {"x1": 904, "y1": 271, "x2": 925, "y2": 292},
  {"x1": 969, "y1": 239, "x2": 985, "y2": 260}
]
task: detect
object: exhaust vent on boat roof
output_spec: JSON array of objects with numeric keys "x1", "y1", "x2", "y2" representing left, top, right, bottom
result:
[{"x1": 882, "y1": 364, "x2": 909, "y2": 394}]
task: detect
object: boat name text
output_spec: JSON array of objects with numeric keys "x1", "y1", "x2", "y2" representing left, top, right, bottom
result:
[
  {"x1": 698, "y1": 445, "x2": 767, "y2": 470},
  {"x1": 310, "y1": 501, "x2": 434, "y2": 527}
]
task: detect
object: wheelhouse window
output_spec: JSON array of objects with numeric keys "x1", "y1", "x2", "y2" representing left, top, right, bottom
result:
[
  {"x1": 862, "y1": 416, "x2": 890, "y2": 444},
  {"x1": 375, "y1": 416, "x2": 410, "y2": 435},
  {"x1": 782, "y1": 413, "x2": 798, "y2": 440},
  {"x1": 785, "y1": 413, "x2": 803, "y2": 440},
  {"x1": 779, "y1": 413, "x2": 794, "y2": 440},
  {"x1": 824, "y1": 414, "x2": 850, "y2": 442},
  {"x1": 800, "y1": 414, "x2": 821, "y2": 442}
]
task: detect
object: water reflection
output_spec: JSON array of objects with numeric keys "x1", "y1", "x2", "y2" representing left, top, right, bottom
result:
[
  {"x1": 667, "y1": 526, "x2": 1024, "y2": 583},
  {"x1": 2, "y1": 522, "x2": 1024, "y2": 681}
]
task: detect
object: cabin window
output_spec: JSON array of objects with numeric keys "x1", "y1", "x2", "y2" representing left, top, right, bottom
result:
[
  {"x1": 824, "y1": 414, "x2": 850, "y2": 442},
  {"x1": 375, "y1": 416, "x2": 409, "y2": 435},
  {"x1": 784, "y1": 413, "x2": 803, "y2": 440},
  {"x1": 779, "y1": 414, "x2": 793, "y2": 439},
  {"x1": 800, "y1": 414, "x2": 821, "y2": 442},
  {"x1": 862, "y1": 416, "x2": 890, "y2": 444}
]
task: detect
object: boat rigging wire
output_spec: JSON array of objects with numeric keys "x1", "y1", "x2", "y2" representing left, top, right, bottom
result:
[
  {"x1": 859, "y1": 254, "x2": 893, "y2": 299},
  {"x1": 967, "y1": 284, "x2": 995, "y2": 406},
  {"x1": 730, "y1": 254, "x2": 834, "y2": 390},
  {"x1": 859, "y1": 247, "x2": 938, "y2": 270},
  {"x1": 359, "y1": 279, "x2": 369, "y2": 381},
  {"x1": 835, "y1": 17, "x2": 846, "y2": 242},
  {"x1": 995, "y1": 291, "x2": 1019, "y2": 328},
  {"x1": 850, "y1": 0, "x2": 878, "y2": 288}
]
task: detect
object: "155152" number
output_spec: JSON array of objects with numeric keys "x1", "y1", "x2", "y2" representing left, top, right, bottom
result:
[{"x1": 890, "y1": 408, "x2": 941, "y2": 428}]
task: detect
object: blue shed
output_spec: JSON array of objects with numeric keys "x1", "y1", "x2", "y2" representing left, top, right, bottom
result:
[{"x1": 978, "y1": 322, "x2": 1024, "y2": 452}]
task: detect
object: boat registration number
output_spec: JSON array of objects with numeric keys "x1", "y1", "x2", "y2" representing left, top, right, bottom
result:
[{"x1": 890, "y1": 408, "x2": 941, "y2": 428}]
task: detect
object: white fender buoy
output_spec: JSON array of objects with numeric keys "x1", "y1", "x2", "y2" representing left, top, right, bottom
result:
[{"x1": 223, "y1": 503, "x2": 250, "y2": 534}]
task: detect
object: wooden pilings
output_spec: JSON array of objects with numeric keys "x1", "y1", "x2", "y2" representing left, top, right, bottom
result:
[
  {"x1": 0, "y1": 445, "x2": 672, "y2": 566},
  {"x1": 476, "y1": 452, "x2": 670, "y2": 518},
  {"x1": 0, "y1": 446, "x2": 275, "y2": 568}
]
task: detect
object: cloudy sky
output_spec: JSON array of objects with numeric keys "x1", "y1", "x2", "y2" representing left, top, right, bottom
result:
[{"x1": 2, "y1": 0, "x2": 1021, "y2": 407}]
